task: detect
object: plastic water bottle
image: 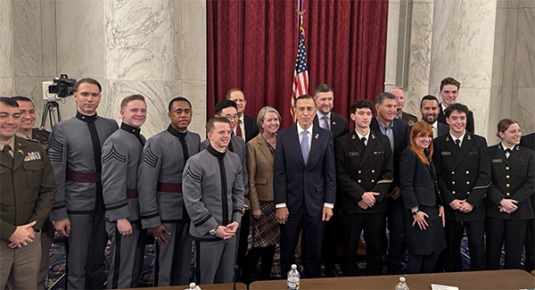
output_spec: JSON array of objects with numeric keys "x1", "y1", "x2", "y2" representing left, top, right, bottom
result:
[
  {"x1": 395, "y1": 277, "x2": 409, "y2": 290},
  {"x1": 185, "y1": 282, "x2": 201, "y2": 290},
  {"x1": 287, "y1": 264, "x2": 300, "y2": 290}
]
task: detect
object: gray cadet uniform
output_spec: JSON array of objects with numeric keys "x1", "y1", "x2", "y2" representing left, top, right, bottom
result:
[
  {"x1": 183, "y1": 145, "x2": 245, "y2": 284},
  {"x1": 138, "y1": 125, "x2": 200, "y2": 286},
  {"x1": 48, "y1": 112, "x2": 118, "y2": 289},
  {"x1": 102, "y1": 123, "x2": 146, "y2": 288}
]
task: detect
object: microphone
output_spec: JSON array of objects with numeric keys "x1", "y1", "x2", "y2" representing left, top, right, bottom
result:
[{"x1": 233, "y1": 265, "x2": 240, "y2": 290}]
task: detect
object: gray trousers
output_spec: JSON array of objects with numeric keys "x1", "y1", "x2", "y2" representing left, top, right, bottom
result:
[
  {"x1": 195, "y1": 236, "x2": 237, "y2": 284},
  {"x1": 66, "y1": 212, "x2": 107, "y2": 289},
  {"x1": 106, "y1": 221, "x2": 146, "y2": 288},
  {"x1": 154, "y1": 220, "x2": 192, "y2": 286}
]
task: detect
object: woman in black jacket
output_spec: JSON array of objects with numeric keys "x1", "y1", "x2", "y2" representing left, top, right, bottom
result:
[{"x1": 400, "y1": 121, "x2": 447, "y2": 273}]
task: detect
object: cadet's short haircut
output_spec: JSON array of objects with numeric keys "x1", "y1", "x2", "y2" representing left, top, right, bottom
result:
[
  {"x1": 74, "y1": 78, "x2": 102, "y2": 92},
  {"x1": 444, "y1": 103, "x2": 469, "y2": 118},
  {"x1": 168, "y1": 97, "x2": 192, "y2": 113}
]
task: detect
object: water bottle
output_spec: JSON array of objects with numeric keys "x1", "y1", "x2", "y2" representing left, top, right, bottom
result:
[
  {"x1": 287, "y1": 264, "x2": 300, "y2": 290},
  {"x1": 185, "y1": 282, "x2": 201, "y2": 290},
  {"x1": 395, "y1": 277, "x2": 409, "y2": 290}
]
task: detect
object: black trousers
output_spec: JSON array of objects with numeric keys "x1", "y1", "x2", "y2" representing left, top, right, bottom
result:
[
  {"x1": 343, "y1": 212, "x2": 386, "y2": 276},
  {"x1": 485, "y1": 217, "x2": 527, "y2": 270},
  {"x1": 444, "y1": 219, "x2": 486, "y2": 272},
  {"x1": 526, "y1": 218, "x2": 535, "y2": 272}
]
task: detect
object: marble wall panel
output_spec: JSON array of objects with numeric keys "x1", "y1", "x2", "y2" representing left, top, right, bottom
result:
[
  {"x1": 502, "y1": 8, "x2": 519, "y2": 87},
  {"x1": 488, "y1": 87, "x2": 503, "y2": 144},
  {"x1": 0, "y1": 0, "x2": 14, "y2": 81},
  {"x1": 518, "y1": 0, "x2": 535, "y2": 8},
  {"x1": 41, "y1": 0, "x2": 57, "y2": 77},
  {"x1": 458, "y1": 88, "x2": 492, "y2": 137},
  {"x1": 104, "y1": 80, "x2": 172, "y2": 138},
  {"x1": 492, "y1": 8, "x2": 508, "y2": 86},
  {"x1": 12, "y1": 0, "x2": 41, "y2": 77},
  {"x1": 181, "y1": 0, "x2": 207, "y2": 81},
  {"x1": 404, "y1": 85, "x2": 430, "y2": 118},
  {"x1": 513, "y1": 87, "x2": 535, "y2": 134},
  {"x1": 183, "y1": 79, "x2": 207, "y2": 140},
  {"x1": 0, "y1": 79, "x2": 14, "y2": 97},
  {"x1": 173, "y1": 0, "x2": 182, "y2": 81},
  {"x1": 499, "y1": 86, "x2": 513, "y2": 121},
  {"x1": 430, "y1": 0, "x2": 496, "y2": 89},
  {"x1": 104, "y1": 0, "x2": 175, "y2": 81},
  {"x1": 55, "y1": 0, "x2": 105, "y2": 78},
  {"x1": 514, "y1": 8, "x2": 535, "y2": 87},
  {"x1": 384, "y1": 0, "x2": 400, "y2": 89},
  {"x1": 407, "y1": 2, "x2": 433, "y2": 87}
]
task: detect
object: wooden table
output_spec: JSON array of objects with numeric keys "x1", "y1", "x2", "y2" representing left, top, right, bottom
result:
[
  {"x1": 250, "y1": 270, "x2": 535, "y2": 290},
  {"x1": 124, "y1": 282, "x2": 247, "y2": 290},
  {"x1": 531, "y1": 270, "x2": 535, "y2": 277}
]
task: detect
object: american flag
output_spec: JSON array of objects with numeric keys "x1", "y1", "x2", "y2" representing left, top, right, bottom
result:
[{"x1": 290, "y1": 26, "x2": 309, "y2": 119}]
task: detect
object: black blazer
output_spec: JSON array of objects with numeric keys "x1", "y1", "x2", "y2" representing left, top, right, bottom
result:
[
  {"x1": 273, "y1": 124, "x2": 336, "y2": 216},
  {"x1": 437, "y1": 122, "x2": 449, "y2": 139},
  {"x1": 437, "y1": 103, "x2": 475, "y2": 133},
  {"x1": 243, "y1": 115, "x2": 259, "y2": 143},
  {"x1": 399, "y1": 148, "x2": 442, "y2": 210},
  {"x1": 313, "y1": 112, "x2": 350, "y2": 140},
  {"x1": 370, "y1": 117, "x2": 410, "y2": 189},
  {"x1": 335, "y1": 131, "x2": 393, "y2": 214},
  {"x1": 486, "y1": 144, "x2": 535, "y2": 220},
  {"x1": 433, "y1": 132, "x2": 491, "y2": 222},
  {"x1": 521, "y1": 133, "x2": 535, "y2": 151}
]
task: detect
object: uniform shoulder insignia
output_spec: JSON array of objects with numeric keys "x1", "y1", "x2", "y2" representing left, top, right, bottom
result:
[
  {"x1": 102, "y1": 144, "x2": 126, "y2": 164},
  {"x1": 140, "y1": 146, "x2": 159, "y2": 168}
]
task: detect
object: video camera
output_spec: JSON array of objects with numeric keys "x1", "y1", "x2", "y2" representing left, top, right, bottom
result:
[{"x1": 48, "y1": 74, "x2": 76, "y2": 98}]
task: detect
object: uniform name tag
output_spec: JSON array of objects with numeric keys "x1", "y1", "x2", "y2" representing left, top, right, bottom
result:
[
  {"x1": 441, "y1": 151, "x2": 451, "y2": 155},
  {"x1": 349, "y1": 152, "x2": 360, "y2": 156},
  {"x1": 492, "y1": 159, "x2": 502, "y2": 163},
  {"x1": 24, "y1": 151, "x2": 41, "y2": 161}
]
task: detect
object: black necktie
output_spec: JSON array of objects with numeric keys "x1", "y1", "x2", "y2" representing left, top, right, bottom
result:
[
  {"x1": 361, "y1": 137, "x2": 367, "y2": 147},
  {"x1": 2, "y1": 145, "x2": 13, "y2": 165},
  {"x1": 455, "y1": 139, "x2": 461, "y2": 148}
]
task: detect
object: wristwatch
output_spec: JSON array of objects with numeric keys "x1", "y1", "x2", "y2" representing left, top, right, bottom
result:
[
  {"x1": 209, "y1": 226, "x2": 218, "y2": 235},
  {"x1": 412, "y1": 209, "x2": 419, "y2": 215}
]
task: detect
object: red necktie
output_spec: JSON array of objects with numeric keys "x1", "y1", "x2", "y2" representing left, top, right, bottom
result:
[{"x1": 236, "y1": 119, "x2": 243, "y2": 138}]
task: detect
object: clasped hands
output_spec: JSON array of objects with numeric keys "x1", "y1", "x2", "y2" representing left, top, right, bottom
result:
[
  {"x1": 358, "y1": 191, "x2": 380, "y2": 210},
  {"x1": 449, "y1": 199, "x2": 473, "y2": 213},
  {"x1": 8, "y1": 221, "x2": 36, "y2": 249}
]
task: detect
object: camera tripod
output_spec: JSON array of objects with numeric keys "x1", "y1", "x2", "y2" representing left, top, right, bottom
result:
[{"x1": 40, "y1": 99, "x2": 62, "y2": 128}]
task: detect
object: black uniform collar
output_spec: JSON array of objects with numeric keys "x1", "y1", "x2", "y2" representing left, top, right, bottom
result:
[
  {"x1": 76, "y1": 111, "x2": 98, "y2": 123},
  {"x1": 207, "y1": 144, "x2": 226, "y2": 159},
  {"x1": 121, "y1": 123, "x2": 141, "y2": 136},
  {"x1": 167, "y1": 124, "x2": 187, "y2": 139}
]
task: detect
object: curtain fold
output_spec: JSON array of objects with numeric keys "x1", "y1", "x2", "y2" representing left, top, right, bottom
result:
[{"x1": 207, "y1": 0, "x2": 388, "y2": 128}]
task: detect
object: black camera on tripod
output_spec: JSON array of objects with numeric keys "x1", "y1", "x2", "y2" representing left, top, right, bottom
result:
[{"x1": 48, "y1": 74, "x2": 76, "y2": 98}]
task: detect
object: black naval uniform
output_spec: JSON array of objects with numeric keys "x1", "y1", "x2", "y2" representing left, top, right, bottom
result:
[
  {"x1": 433, "y1": 132, "x2": 491, "y2": 272},
  {"x1": 138, "y1": 125, "x2": 201, "y2": 286},
  {"x1": 485, "y1": 143, "x2": 534, "y2": 269},
  {"x1": 520, "y1": 132, "x2": 535, "y2": 272},
  {"x1": 102, "y1": 123, "x2": 146, "y2": 288},
  {"x1": 335, "y1": 131, "x2": 393, "y2": 276},
  {"x1": 48, "y1": 112, "x2": 118, "y2": 289}
]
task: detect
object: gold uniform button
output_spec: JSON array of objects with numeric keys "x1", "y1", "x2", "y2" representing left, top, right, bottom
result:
[
  {"x1": 465, "y1": 171, "x2": 470, "y2": 174},
  {"x1": 467, "y1": 191, "x2": 470, "y2": 195},
  {"x1": 371, "y1": 169, "x2": 375, "y2": 173},
  {"x1": 506, "y1": 192, "x2": 510, "y2": 197},
  {"x1": 505, "y1": 166, "x2": 510, "y2": 170},
  {"x1": 371, "y1": 179, "x2": 375, "y2": 183},
  {"x1": 505, "y1": 175, "x2": 510, "y2": 179},
  {"x1": 358, "y1": 170, "x2": 362, "y2": 174},
  {"x1": 452, "y1": 171, "x2": 455, "y2": 175},
  {"x1": 357, "y1": 180, "x2": 362, "y2": 183},
  {"x1": 466, "y1": 181, "x2": 470, "y2": 185},
  {"x1": 452, "y1": 181, "x2": 455, "y2": 185},
  {"x1": 452, "y1": 191, "x2": 456, "y2": 194},
  {"x1": 506, "y1": 184, "x2": 510, "y2": 188}
]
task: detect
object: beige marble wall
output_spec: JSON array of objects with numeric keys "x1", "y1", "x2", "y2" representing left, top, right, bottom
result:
[
  {"x1": 429, "y1": 0, "x2": 497, "y2": 137},
  {"x1": 0, "y1": 0, "x2": 14, "y2": 96}
]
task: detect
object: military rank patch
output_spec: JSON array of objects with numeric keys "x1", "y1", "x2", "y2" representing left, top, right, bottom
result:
[{"x1": 24, "y1": 151, "x2": 41, "y2": 161}]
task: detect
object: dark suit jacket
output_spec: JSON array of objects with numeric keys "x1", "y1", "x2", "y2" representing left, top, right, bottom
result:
[
  {"x1": 273, "y1": 124, "x2": 336, "y2": 216},
  {"x1": 370, "y1": 117, "x2": 410, "y2": 189},
  {"x1": 486, "y1": 144, "x2": 534, "y2": 220},
  {"x1": 335, "y1": 131, "x2": 393, "y2": 214},
  {"x1": 246, "y1": 134, "x2": 275, "y2": 211},
  {"x1": 521, "y1": 133, "x2": 535, "y2": 151},
  {"x1": 437, "y1": 122, "x2": 449, "y2": 139},
  {"x1": 399, "y1": 148, "x2": 442, "y2": 210},
  {"x1": 243, "y1": 115, "x2": 259, "y2": 143},
  {"x1": 433, "y1": 132, "x2": 491, "y2": 222},
  {"x1": 437, "y1": 103, "x2": 475, "y2": 133},
  {"x1": 313, "y1": 112, "x2": 350, "y2": 140}
]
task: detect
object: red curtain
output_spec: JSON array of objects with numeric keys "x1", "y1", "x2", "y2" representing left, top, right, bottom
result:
[{"x1": 207, "y1": 0, "x2": 388, "y2": 128}]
